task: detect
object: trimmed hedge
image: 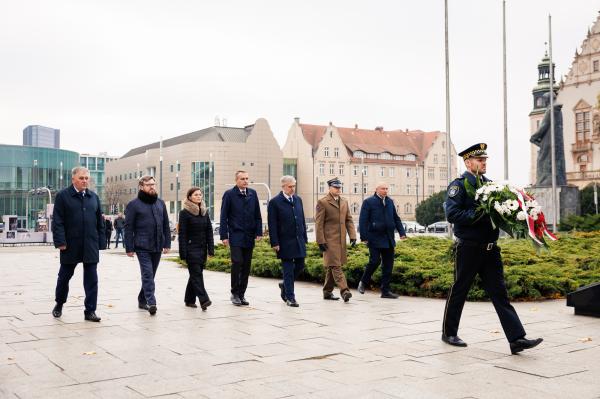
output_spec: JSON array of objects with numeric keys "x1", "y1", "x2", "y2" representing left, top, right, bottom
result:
[{"x1": 170, "y1": 232, "x2": 600, "y2": 301}]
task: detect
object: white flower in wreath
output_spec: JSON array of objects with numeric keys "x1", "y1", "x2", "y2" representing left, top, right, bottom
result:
[{"x1": 516, "y1": 211, "x2": 527, "y2": 221}]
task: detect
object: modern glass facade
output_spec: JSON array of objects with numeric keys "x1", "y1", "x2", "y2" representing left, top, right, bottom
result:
[
  {"x1": 0, "y1": 144, "x2": 79, "y2": 228},
  {"x1": 22, "y1": 125, "x2": 60, "y2": 149},
  {"x1": 191, "y1": 161, "x2": 215, "y2": 219},
  {"x1": 79, "y1": 153, "x2": 118, "y2": 211}
]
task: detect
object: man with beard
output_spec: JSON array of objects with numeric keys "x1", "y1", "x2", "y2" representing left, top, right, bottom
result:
[{"x1": 125, "y1": 175, "x2": 171, "y2": 315}]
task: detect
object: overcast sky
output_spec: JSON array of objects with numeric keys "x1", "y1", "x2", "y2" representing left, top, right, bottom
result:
[{"x1": 1, "y1": 0, "x2": 599, "y2": 186}]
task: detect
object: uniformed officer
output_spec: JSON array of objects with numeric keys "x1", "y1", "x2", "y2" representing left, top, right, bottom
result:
[
  {"x1": 442, "y1": 143, "x2": 543, "y2": 354},
  {"x1": 315, "y1": 177, "x2": 356, "y2": 302}
]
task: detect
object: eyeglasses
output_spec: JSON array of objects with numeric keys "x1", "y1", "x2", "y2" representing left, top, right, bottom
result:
[{"x1": 143, "y1": 183, "x2": 156, "y2": 187}]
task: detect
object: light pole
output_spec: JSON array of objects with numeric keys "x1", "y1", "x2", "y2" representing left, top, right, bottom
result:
[
  {"x1": 361, "y1": 153, "x2": 365, "y2": 203},
  {"x1": 175, "y1": 160, "x2": 179, "y2": 222},
  {"x1": 59, "y1": 161, "x2": 63, "y2": 190}
]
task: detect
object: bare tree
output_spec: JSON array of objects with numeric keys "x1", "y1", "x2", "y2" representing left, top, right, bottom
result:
[{"x1": 102, "y1": 180, "x2": 127, "y2": 214}]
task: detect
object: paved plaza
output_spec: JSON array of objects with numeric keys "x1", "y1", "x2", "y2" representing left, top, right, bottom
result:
[{"x1": 0, "y1": 246, "x2": 599, "y2": 399}]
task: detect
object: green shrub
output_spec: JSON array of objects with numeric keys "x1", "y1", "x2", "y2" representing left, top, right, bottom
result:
[
  {"x1": 560, "y1": 214, "x2": 600, "y2": 232},
  {"x1": 170, "y1": 232, "x2": 600, "y2": 301}
]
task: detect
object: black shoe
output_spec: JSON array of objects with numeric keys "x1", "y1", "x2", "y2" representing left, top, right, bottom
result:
[
  {"x1": 84, "y1": 311, "x2": 101, "y2": 322},
  {"x1": 358, "y1": 281, "x2": 366, "y2": 294},
  {"x1": 510, "y1": 337, "x2": 543, "y2": 355},
  {"x1": 381, "y1": 291, "x2": 399, "y2": 299},
  {"x1": 200, "y1": 300, "x2": 212, "y2": 311},
  {"x1": 323, "y1": 292, "x2": 340, "y2": 300},
  {"x1": 185, "y1": 303, "x2": 197, "y2": 308},
  {"x1": 231, "y1": 295, "x2": 242, "y2": 306},
  {"x1": 342, "y1": 290, "x2": 352, "y2": 303},
  {"x1": 441, "y1": 334, "x2": 467, "y2": 347},
  {"x1": 239, "y1": 297, "x2": 249, "y2": 306},
  {"x1": 138, "y1": 303, "x2": 149, "y2": 310},
  {"x1": 286, "y1": 299, "x2": 299, "y2": 307},
  {"x1": 278, "y1": 282, "x2": 286, "y2": 302},
  {"x1": 52, "y1": 303, "x2": 63, "y2": 318},
  {"x1": 148, "y1": 305, "x2": 157, "y2": 315}
]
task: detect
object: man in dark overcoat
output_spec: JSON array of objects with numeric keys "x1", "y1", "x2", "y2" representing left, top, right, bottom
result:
[
  {"x1": 51, "y1": 166, "x2": 106, "y2": 322},
  {"x1": 113, "y1": 213, "x2": 125, "y2": 248},
  {"x1": 104, "y1": 215, "x2": 113, "y2": 249},
  {"x1": 220, "y1": 170, "x2": 263, "y2": 306},
  {"x1": 267, "y1": 175, "x2": 307, "y2": 307},
  {"x1": 358, "y1": 182, "x2": 407, "y2": 298},
  {"x1": 125, "y1": 175, "x2": 171, "y2": 316}
]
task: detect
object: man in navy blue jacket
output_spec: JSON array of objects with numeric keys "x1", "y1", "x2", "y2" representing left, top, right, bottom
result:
[
  {"x1": 220, "y1": 170, "x2": 263, "y2": 306},
  {"x1": 267, "y1": 176, "x2": 307, "y2": 307},
  {"x1": 52, "y1": 167, "x2": 106, "y2": 322},
  {"x1": 358, "y1": 182, "x2": 406, "y2": 298},
  {"x1": 125, "y1": 175, "x2": 171, "y2": 316}
]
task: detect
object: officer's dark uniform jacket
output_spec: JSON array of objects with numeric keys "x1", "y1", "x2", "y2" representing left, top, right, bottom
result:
[{"x1": 445, "y1": 171, "x2": 499, "y2": 243}]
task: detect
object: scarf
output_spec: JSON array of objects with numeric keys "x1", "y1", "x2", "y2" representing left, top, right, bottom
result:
[
  {"x1": 183, "y1": 198, "x2": 206, "y2": 216},
  {"x1": 138, "y1": 190, "x2": 158, "y2": 204}
]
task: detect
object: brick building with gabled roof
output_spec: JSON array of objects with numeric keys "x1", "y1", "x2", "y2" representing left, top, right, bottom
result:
[{"x1": 282, "y1": 118, "x2": 458, "y2": 221}]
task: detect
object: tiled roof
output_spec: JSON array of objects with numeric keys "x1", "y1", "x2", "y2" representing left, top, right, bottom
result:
[
  {"x1": 299, "y1": 123, "x2": 443, "y2": 161},
  {"x1": 120, "y1": 126, "x2": 253, "y2": 158}
]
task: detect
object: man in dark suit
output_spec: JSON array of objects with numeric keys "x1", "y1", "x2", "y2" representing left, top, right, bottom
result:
[
  {"x1": 113, "y1": 213, "x2": 125, "y2": 248},
  {"x1": 125, "y1": 175, "x2": 171, "y2": 316},
  {"x1": 267, "y1": 175, "x2": 307, "y2": 307},
  {"x1": 51, "y1": 166, "x2": 106, "y2": 322},
  {"x1": 220, "y1": 170, "x2": 263, "y2": 306},
  {"x1": 104, "y1": 215, "x2": 113, "y2": 249},
  {"x1": 358, "y1": 182, "x2": 407, "y2": 299}
]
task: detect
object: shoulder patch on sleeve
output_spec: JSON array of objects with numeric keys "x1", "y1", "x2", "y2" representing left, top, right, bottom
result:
[
  {"x1": 316, "y1": 203, "x2": 321, "y2": 212},
  {"x1": 448, "y1": 185, "x2": 460, "y2": 198}
]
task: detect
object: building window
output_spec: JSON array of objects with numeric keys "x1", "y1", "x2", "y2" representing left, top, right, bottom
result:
[
  {"x1": 428, "y1": 185, "x2": 434, "y2": 195},
  {"x1": 576, "y1": 110, "x2": 591, "y2": 143},
  {"x1": 389, "y1": 184, "x2": 395, "y2": 194},
  {"x1": 334, "y1": 147, "x2": 339, "y2": 158},
  {"x1": 405, "y1": 154, "x2": 416, "y2": 161},
  {"x1": 362, "y1": 166, "x2": 368, "y2": 176},
  {"x1": 442, "y1": 154, "x2": 447, "y2": 164},
  {"x1": 80, "y1": 157, "x2": 87, "y2": 167},
  {"x1": 404, "y1": 203, "x2": 412, "y2": 214},
  {"x1": 329, "y1": 163, "x2": 335, "y2": 175},
  {"x1": 594, "y1": 60, "x2": 599, "y2": 72},
  {"x1": 406, "y1": 168, "x2": 411, "y2": 178},
  {"x1": 353, "y1": 165, "x2": 359, "y2": 176},
  {"x1": 339, "y1": 164, "x2": 345, "y2": 175},
  {"x1": 406, "y1": 184, "x2": 411, "y2": 195},
  {"x1": 578, "y1": 154, "x2": 588, "y2": 163},
  {"x1": 441, "y1": 140, "x2": 446, "y2": 149},
  {"x1": 380, "y1": 167, "x2": 385, "y2": 177},
  {"x1": 351, "y1": 203, "x2": 359, "y2": 214},
  {"x1": 129, "y1": 173, "x2": 132, "y2": 180},
  {"x1": 433, "y1": 154, "x2": 438, "y2": 164},
  {"x1": 353, "y1": 150, "x2": 364, "y2": 158},
  {"x1": 170, "y1": 164, "x2": 174, "y2": 173},
  {"x1": 319, "y1": 181, "x2": 325, "y2": 193},
  {"x1": 191, "y1": 161, "x2": 215, "y2": 219},
  {"x1": 324, "y1": 147, "x2": 330, "y2": 157},
  {"x1": 170, "y1": 183, "x2": 174, "y2": 191},
  {"x1": 389, "y1": 167, "x2": 395, "y2": 177},
  {"x1": 440, "y1": 168, "x2": 447, "y2": 180},
  {"x1": 353, "y1": 183, "x2": 359, "y2": 194},
  {"x1": 363, "y1": 183, "x2": 368, "y2": 194},
  {"x1": 319, "y1": 163, "x2": 325, "y2": 176}
]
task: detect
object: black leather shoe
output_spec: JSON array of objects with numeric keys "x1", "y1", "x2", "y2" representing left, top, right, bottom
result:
[
  {"x1": 323, "y1": 293, "x2": 340, "y2": 300},
  {"x1": 200, "y1": 300, "x2": 212, "y2": 311},
  {"x1": 342, "y1": 290, "x2": 352, "y2": 303},
  {"x1": 138, "y1": 303, "x2": 148, "y2": 310},
  {"x1": 185, "y1": 303, "x2": 198, "y2": 308},
  {"x1": 278, "y1": 282, "x2": 286, "y2": 302},
  {"x1": 286, "y1": 299, "x2": 299, "y2": 307},
  {"x1": 52, "y1": 303, "x2": 62, "y2": 318},
  {"x1": 441, "y1": 334, "x2": 467, "y2": 347},
  {"x1": 381, "y1": 291, "x2": 399, "y2": 299},
  {"x1": 358, "y1": 281, "x2": 366, "y2": 294},
  {"x1": 148, "y1": 305, "x2": 157, "y2": 315},
  {"x1": 84, "y1": 311, "x2": 101, "y2": 322},
  {"x1": 231, "y1": 295, "x2": 242, "y2": 306},
  {"x1": 510, "y1": 337, "x2": 543, "y2": 355},
  {"x1": 239, "y1": 297, "x2": 249, "y2": 306}
]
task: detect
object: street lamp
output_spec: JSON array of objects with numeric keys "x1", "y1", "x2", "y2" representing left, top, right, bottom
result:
[
  {"x1": 59, "y1": 161, "x2": 63, "y2": 190},
  {"x1": 175, "y1": 160, "x2": 179, "y2": 222}
]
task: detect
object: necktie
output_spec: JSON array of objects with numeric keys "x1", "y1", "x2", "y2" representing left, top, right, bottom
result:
[
  {"x1": 242, "y1": 190, "x2": 246, "y2": 196},
  {"x1": 288, "y1": 196, "x2": 293, "y2": 204}
]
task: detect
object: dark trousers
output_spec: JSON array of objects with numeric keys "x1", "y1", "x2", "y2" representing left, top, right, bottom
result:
[
  {"x1": 55, "y1": 262, "x2": 98, "y2": 312},
  {"x1": 184, "y1": 261, "x2": 210, "y2": 304},
  {"x1": 281, "y1": 258, "x2": 305, "y2": 301},
  {"x1": 105, "y1": 232, "x2": 112, "y2": 248},
  {"x1": 442, "y1": 243, "x2": 526, "y2": 342},
  {"x1": 136, "y1": 251, "x2": 161, "y2": 306},
  {"x1": 114, "y1": 229, "x2": 124, "y2": 247},
  {"x1": 230, "y1": 246, "x2": 254, "y2": 298},
  {"x1": 361, "y1": 246, "x2": 395, "y2": 293}
]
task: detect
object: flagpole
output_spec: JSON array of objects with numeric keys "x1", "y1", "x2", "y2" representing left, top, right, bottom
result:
[
  {"x1": 445, "y1": 0, "x2": 453, "y2": 239},
  {"x1": 502, "y1": 0, "x2": 509, "y2": 181},
  {"x1": 548, "y1": 15, "x2": 558, "y2": 233}
]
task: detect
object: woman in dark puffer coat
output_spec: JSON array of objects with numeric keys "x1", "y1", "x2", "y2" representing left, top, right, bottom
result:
[{"x1": 178, "y1": 187, "x2": 215, "y2": 310}]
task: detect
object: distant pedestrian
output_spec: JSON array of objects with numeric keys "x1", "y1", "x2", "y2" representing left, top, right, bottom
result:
[
  {"x1": 358, "y1": 182, "x2": 407, "y2": 298},
  {"x1": 113, "y1": 213, "x2": 125, "y2": 248},
  {"x1": 51, "y1": 166, "x2": 105, "y2": 322},
  {"x1": 267, "y1": 176, "x2": 307, "y2": 307},
  {"x1": 125, "y1": 176, "x2": 171, "y2": 316},
  {"x1": 220, "y1": 170, "x2": 263, "y2": 306},
  {"x1": 104, "y1": 216, "x2": 113, "y2": 249},
  {"x1": 178, "y1": 187, "x2": 214, "y2": 310},
  {"x1": 315, "y1": 178, "x2": 356, "y2": 302}
]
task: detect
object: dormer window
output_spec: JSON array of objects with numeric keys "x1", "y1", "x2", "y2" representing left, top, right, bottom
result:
[{"x1": 353, "y1": 150, "x2": 365, "y2": 158}]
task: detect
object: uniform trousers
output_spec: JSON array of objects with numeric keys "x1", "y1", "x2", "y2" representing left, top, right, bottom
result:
[
  {"x1": 442, "y1": 243, "x2": 526, "y2": 342},
  {"x1": 136, "y1": 251, "x2": 161, "y2": 306},
  {"x1": 361, "y1": 245, "x2": 395, "y2": 293},
  {"x1": 184, "y1": 261, "x2": 210, "y2": 304},
  {"x1": 281, "y1": 258, "x2": 305, "y2": 301},
  {"x1": 230, "y1": 246, "x2": 254, "y2": 298},
  {"x1": 55, "y1": 262, "x2": 98, "y2": 312},
  {"x1": 323, "y1": 265, "x2": 349, "y2": 295}
]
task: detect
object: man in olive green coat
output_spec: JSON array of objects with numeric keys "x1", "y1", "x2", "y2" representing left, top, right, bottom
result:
[{"x1": 315, "y1": 178, "x2": 357, "y2": 302}]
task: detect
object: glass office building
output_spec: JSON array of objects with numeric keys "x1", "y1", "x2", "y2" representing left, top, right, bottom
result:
[
  {"x1": 0, "y1": 144, "x2": 79, "y2": 228},
  {"x1": 191, "y1": 161, "x2": 215, "y2": 219},
  {"x1": 22, "y1": 125, "x2": 60, "y2": 149},
  {"x1": 79, "y1": 153, "x2": 118, "y2": 208}
]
